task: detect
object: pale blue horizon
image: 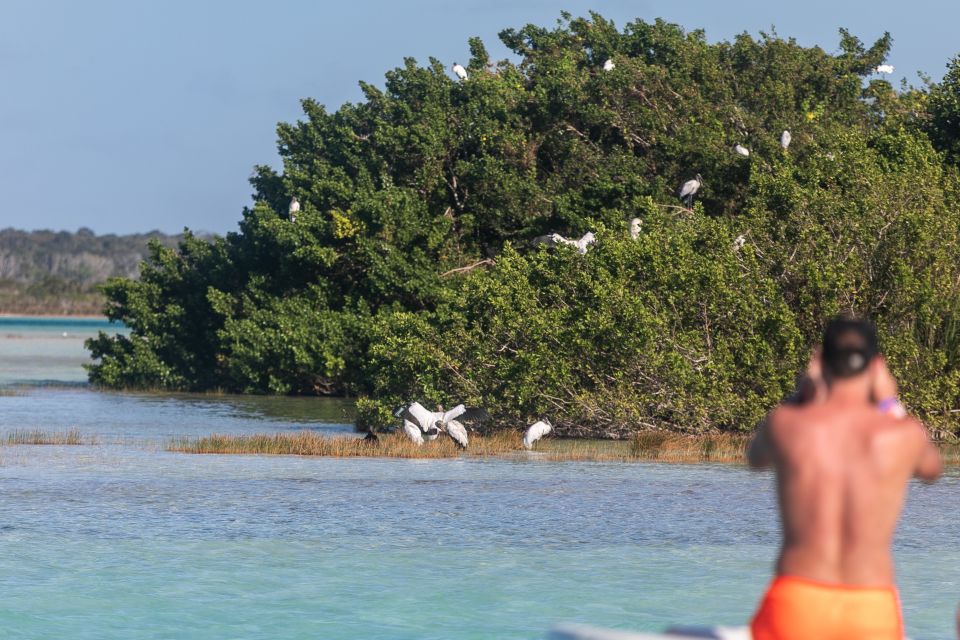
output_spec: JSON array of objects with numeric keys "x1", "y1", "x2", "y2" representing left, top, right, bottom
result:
[{"x1": 1, "y1": 0, "x2": 955, "y2": 235}]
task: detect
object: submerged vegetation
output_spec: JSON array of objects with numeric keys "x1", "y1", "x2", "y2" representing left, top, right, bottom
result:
[
  {"x1": 87, "y1": 13, "x2": 960, "y2": 437},
  {"x1": 3, "y1": 429, "x2": 88, "y2": 445}
]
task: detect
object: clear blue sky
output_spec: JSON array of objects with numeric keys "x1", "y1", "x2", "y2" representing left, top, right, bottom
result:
[{"x1": 1, "y1": 0, "x2": 955, "y2": 235}]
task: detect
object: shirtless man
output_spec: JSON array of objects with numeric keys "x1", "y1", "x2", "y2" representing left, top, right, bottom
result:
[{"x1": 748, "y1": 317, "x2": 942, "y2": 640}]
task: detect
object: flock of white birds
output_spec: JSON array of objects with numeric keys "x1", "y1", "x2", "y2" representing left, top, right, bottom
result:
[{"x1": 393, "y1": 402, "x2": 554, "y2": 450}]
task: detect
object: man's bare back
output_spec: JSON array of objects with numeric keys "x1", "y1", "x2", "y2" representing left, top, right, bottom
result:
[
  {"x1": 749, "y1": 319, "x2": 942, "y2": 639},
  {"x1": 755, "y1": 397, "x2": 940, "y2": 585}
]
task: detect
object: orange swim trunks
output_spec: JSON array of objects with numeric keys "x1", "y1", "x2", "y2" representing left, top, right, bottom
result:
[{"x1": 751, "y1": 575, "x2": 903, "y2": 640}]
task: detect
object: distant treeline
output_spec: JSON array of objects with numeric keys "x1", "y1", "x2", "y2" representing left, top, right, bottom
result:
[{"x1": 0, "y1": 227, "x2": 182, "y2": 314}]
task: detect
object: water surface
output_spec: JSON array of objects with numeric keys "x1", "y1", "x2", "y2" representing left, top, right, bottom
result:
[{"x1": 0, "y1": 317, "x2": 957, "y2": 639}]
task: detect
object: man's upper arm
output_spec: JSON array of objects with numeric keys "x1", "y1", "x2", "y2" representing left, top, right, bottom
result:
[
  {"x1": 748, "y1": 414, "x2": 775, "y2": 469},
  {"x1": 912, "y1": 420, "x2": 942, "y2": 483}
]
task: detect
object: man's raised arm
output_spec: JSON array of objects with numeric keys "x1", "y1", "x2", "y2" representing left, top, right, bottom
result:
[{"x1": 747, "y1": 415, "x2": 774, "y2": 469}]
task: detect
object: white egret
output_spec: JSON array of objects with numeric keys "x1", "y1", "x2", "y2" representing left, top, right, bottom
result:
[
  {"x1": 532, "y1": 231, "x2": 595, "y2": 254},
  {"x1": 733, "y1": 144, "x2": 750, "y2": 157},
  {"x1": 402, "y1": 420, "x2": 424, "y2": 445},
  {"x1": 678, "y1": 174, "x2": 703, "y2": 207},
  {"x1": 444, "y1": 419, "x2": 469, "y2": 449},
  {"x1": 732, "y1": 235, "x2": 746, "y2": 251},
  {"x1": 874, "y1": 64, "x2": 895, "y2": 74},
  {"x1": 780, "y1": 130, "x2": 792, "y2": 150},
  {"x1": 452, "y1": 62, "x2": 468, "y2": 81},
  {"x1": 572, "y1": 231, "x2": 595, "y2": 254},
  {"x1": 603, "y1": 58, "x2": 615, "y2": 71},
  {"x1": 288, "y1": 197, "x2": 300, "y2": 222},
  {"x1": 524, "y1": 419, "x2": 553, "y2": 449},
  {"x1": 629, "y1": 218, "x2": 642, "y2": 240}
]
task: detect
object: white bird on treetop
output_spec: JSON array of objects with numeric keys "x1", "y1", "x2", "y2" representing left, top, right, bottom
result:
[
  {"x1": 452, "y1": 62, "x2": 468, "y2": 81},
  {"x1": 678, "y1": 174, "x2": 703, "y2": 207},
  {"x1": 603, "y1": 58, "x2": 615, "y2": 71},
  {"x1": 734, "y1": 144, "x2": 750, "y2": 157},
  {"x1": 524, "y1": 419, "x2": 553, "y2": 449},
  {"x1": 629, "y1": 218, "x2": 642, "y2": 240},
  {"x1": 532, "y1": 231, "x2": 596, "y2": 254},
  {"x1": 874, "y1": 64, "x2": 895, "y2": 74},
  {"x1": 571, "y1": 231, "x2": 595, "y2": 254},
  {"x1": 780, "y1": 130, "x2": 792, "y2": 150},
  {"x1": 288, "y1": 197, "x2": 300, "y2": 222}
]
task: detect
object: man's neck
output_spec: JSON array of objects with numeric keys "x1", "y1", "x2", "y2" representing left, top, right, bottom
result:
[{"x1": 825, "y1": 379, "x2": 871, "y2": 406}]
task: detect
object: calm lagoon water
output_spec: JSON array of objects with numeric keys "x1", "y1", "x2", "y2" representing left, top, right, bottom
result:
[{"x1": 0, "y1": 317, "x2": 957, "y2": 639}]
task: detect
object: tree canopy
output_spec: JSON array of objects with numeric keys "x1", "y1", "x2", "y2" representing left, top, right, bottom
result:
[{"x1": 87, "y1": 14, "x2": 960, "y2": 437}]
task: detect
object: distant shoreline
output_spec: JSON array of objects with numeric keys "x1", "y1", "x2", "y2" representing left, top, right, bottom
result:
[{"x1": 0, "y1": 313, "x2": 109, "y2": 320}]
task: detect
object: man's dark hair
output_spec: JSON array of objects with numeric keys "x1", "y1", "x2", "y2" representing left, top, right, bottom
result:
[{"x1": 821, "y1": 317, "x2": 879, "y2": 379}]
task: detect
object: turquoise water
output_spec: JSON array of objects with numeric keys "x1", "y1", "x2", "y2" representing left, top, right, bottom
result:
[{"x1": 0, "y1": 317, "x2": 957, "y2": 639}]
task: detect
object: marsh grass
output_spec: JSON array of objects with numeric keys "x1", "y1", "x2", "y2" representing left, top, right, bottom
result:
[
  {"x1": 168, "y1": 430, "x2": 752, "y2": 463},
  {"x1": 4, "y1": 429, "x2": 89, "y2": 445}
]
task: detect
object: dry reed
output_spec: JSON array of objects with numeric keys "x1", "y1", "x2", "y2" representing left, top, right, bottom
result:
[{"x1": 168, "y1": 430, "x2": 752, "y2": 463}]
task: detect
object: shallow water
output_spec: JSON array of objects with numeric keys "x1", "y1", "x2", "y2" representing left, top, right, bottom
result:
[{"x1": 0, "y1": 317, "x2": 957, "y2": 639}]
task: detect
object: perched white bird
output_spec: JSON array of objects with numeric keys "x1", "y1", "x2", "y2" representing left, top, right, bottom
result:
[
  {"x1": 732, "y1": 234, "x2": 746, "y2": 251},
  {"x1": 629, "y1": 218, "x2": 642, "y2": 240},
  {"x1": 603, "y1": 58, "x2": 615, "y2": 71},
  {"x1": 733, "y1": 144, "x2": 750, "y2": 157},
  {"x1": 533, "y1": 231, "x2": 596, "y2": 254},
  {"x1": 402, "y1": 419, "x2": 424, "y2": 445},
  {"x1": 874, "y1": 64, "x2": 895, "y2": 74},
  {"x1": 444, "y1": 419, "x2": 469, "y2": 449},
  {"x1": 452, "y1": 62, "x2": 468, "y2": 81},
  {"x1": 678, "y1": 174, "x2": 703, "y2": 207},
  {"x1": 571, "y1": 231, "x2": 595, "y2": 254},
  {"x1": 524, "y1": 419, "x2": 553, "y2": 449},
  {"x1": 780, "y1": 130, "x2": 792, "y2": 150},
  {"x1": 288, "y1": 197, "x2": 300, "y2": 222}
]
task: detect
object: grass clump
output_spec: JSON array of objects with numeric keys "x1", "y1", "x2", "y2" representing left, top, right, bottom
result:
[
  {"x1": 4, "y1": 429, "x2": 88, "y2": 445},
  {"x1": 168, "y1": 430, "x2": 751, "y2": 463}
]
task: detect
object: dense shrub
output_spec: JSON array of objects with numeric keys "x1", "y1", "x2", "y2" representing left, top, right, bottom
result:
[{"x1": 87, "y1": 14, "x2": 960, "y2": 435}]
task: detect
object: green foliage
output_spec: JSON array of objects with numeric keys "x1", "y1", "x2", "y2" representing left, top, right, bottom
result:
[
  {"x1": 88, "y1": 15, "x2": 960, "y2": 435},
  {"x1": 927, "y1": 55, "x2": 960, "y2": 165}
]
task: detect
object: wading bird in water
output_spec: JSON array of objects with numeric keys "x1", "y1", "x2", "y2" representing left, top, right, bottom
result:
[{"x1": 524, "y1": 419, "x2": 553, "y2": 449}]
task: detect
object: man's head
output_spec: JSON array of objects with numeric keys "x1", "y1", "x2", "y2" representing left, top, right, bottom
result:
[{"x1": 821, "y1": 317, "x2": 879, "y2": 381}]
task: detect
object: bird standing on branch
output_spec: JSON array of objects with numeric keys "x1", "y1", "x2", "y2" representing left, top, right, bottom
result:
[
  {"x1": 678, "y1": 174, "x2": 703, "y2": 207},
  {"x1": 288, "y1": 197, "x2": 300, "y2": 222}
]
